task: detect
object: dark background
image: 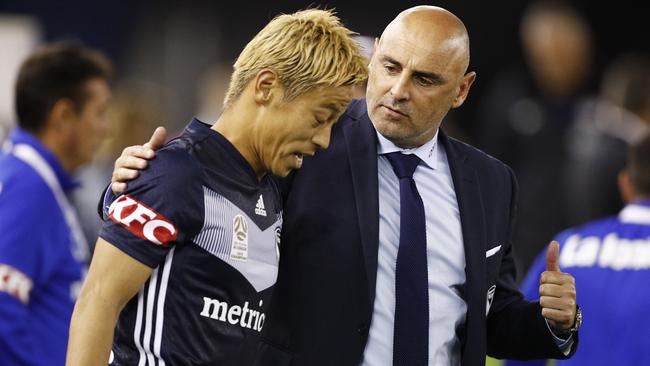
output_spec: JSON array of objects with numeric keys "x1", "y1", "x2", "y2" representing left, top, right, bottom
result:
[{"x1": 1, "y1": 0, "x2": 647, "y2": 138}]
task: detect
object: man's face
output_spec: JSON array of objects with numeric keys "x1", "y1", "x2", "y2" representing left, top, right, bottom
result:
[
  {"x1": 522, "y1": 13, "x2": 592, "y2": 98},
  {"x1": 365, "y1": 26, "x2": 471, "y2": 148},
  {"x1": 259, "y1": 85, "x2": 353, "y2": 177},
  {"x1": 70, "y1": 78, "x2": 111, "y2": 168}
]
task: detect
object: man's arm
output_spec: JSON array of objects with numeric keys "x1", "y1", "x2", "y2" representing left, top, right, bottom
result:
[
  {"x1": 487, "y1": 165, "x2": 578, "y2": 360},
  {"x1": 66, "y1": 238, "x2": 152, "y2": 366}
]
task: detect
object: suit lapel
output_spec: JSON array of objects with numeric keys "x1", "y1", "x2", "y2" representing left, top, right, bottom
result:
[
  {"x1": 342, "y1": 103, "x2": 380, "y2": 305},
  {"x1": 440, "y1": 131, "x2": 487, "y2": 361}
]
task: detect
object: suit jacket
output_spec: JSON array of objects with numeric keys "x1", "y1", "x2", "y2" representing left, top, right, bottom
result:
[
  {"x1": 92, "y1": 101, "x2": 579, "y2": 365},
  {"x1": 255, "y1": 100, "x2": 577, "y2": 365}
]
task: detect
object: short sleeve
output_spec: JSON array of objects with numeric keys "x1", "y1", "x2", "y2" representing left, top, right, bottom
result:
[{"x1": 99, "y1": 148, "x2": 204, "y2": 268}]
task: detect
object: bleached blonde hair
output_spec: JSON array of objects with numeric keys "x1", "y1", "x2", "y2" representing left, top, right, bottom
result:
[{"x1": 223, "y1": 9, "x2": 368, "y2": 110}]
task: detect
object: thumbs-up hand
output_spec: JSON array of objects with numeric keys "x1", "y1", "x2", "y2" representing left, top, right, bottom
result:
[{"x1": 539, "y1": 241, "x2": 578, "y2": 332}]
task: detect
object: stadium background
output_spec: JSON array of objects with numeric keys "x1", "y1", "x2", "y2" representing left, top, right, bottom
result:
[
  {"x1": 1, "y1": 1, "x2": 647, "y2": 365},
  {"x1": 1, "y1": 0, "x2": 647, "y2": 142}
]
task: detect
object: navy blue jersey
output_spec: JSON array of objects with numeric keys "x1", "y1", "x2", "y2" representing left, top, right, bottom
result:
[
  {"x1": 507, "y1": 200, "x2": 650, "y2": 366},
  {"x1": 100, "y1": 119, "x2": 282, "y2": 365}
]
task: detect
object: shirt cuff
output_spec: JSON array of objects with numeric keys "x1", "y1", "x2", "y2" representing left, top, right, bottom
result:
[{"x1": 545, "y1": 318, "x2": 574, "y2": 356}]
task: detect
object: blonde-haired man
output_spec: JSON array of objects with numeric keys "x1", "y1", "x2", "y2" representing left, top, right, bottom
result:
[
  {"x1": 66, "y1": 9, "x2": 366, "y2": 365},
  {"x1": 224, "y1": 9, "x2": 365, "y2": 110}
]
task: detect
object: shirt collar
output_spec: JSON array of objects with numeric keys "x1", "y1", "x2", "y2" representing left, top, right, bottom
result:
[
  {"x1": 618, "y1": 200, "x2": 650, "y2": 225},
  {"x1": 8, "y1": 127, "x2": 79, "y2": 192},
  {"x1": 185, "y1": 118, "x2": 261, "y2": 183},
  {"x1": 376, "y1": 128, "x2": 439, "y2": 170}
]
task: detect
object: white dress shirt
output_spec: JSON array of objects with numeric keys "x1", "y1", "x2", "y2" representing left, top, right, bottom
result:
[{"x1": 362, "y1": 129, "x2": 466, "y2": 366}]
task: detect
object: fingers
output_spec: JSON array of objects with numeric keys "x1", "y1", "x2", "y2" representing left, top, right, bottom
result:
[
  {"x1": 112, "y1": 166, "x2": 140, "y2": 183},
  {"x1": 143, "y1": 126, "x2": 167, "y2": 150},
  {"x1": 539, "y1": 294, "x2": 576, "y2": 311},
  {"x1": 120, "y1": 145, "x2": 155, "y2": 161},
  {"x1": 110, "y1": 141, "x2": 159, "y2": 195},
  {"x1": 541, "y1": 308, "x2": 575, "y2": 328},
  {"x1": 109, "y1": 127, "x2": 165, "y2": 196},
  {"x1": 539, "y1": 278, "x2": 576, "y2": 303},
  {"x1": 545, "y1": 240, "x2": 560, "y2": 272},
  {"x1": 540, "y1": 270, "x2": 575, "y2": 286},
  {"x1": 111, "y1": 167, "x2": 140, "y2": 194},
  {"x1": 116, "y1": 154, "x2": 150, "y2": 170},
  {"x1": 112, "y1": 146, "x2": 153, "y2": 183},
  {"x1": 111, "y1": 181, "x2": 128, "y2": 195},
  {"x1": 539, "y1": 269, "x2": 577, "y2": 331}
]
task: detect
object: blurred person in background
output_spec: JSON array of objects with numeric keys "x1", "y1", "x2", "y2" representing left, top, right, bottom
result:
[
  {"x1": 506, "y1": 134, "x2": 650, "y2": 366},
  {"x1": 0, "y1": 43, "x2": 112, "y2": 366},
  {"x1": 66, "y1": 9, "x2": 367, "y2": 365},
  {"x1": 562, "y1": 54, "x2": 650, "y2": 226},
  {"x1": 71, "y1": 81, "x2": 170, "y2": 253},
  {"x1": 476, "y1": 0, "x2": 595, "y2": 279}
]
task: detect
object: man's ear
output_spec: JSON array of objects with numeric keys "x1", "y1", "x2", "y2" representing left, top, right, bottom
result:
[
  {"x1": 452, "y1": 71, "x2": 476, "y2": 108},
  {"x1": 618, "y1": 169, "x2": 635, "y2": 204},
  {"x1": 253, "y1": 69, "x2": 280, "y2": 105},
  {"x1": 48, "y1": 98, "x2": 78, "y2": 133}
]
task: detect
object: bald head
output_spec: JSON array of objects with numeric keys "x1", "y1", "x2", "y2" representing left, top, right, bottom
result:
[
  {"x1": 365, "y1": 5, "x2": 476, "y2": 148},
  {"x1": 380, "y1": 6, "x2": 471, "y2": 73}
]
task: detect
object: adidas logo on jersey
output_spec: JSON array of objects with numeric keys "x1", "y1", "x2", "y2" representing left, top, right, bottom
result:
[{"x1": 255, "y1": 195, "x2": 267, "y2": 216}]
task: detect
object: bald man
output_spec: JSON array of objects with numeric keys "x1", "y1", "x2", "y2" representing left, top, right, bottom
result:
[{"x1": 109, "y1": 6, "x2": 579, "y2": 366}]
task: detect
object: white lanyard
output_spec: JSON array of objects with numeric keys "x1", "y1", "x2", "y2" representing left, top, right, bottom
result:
[{"x1": 9, "y1": 142, "x2": 89, "y2": 263}]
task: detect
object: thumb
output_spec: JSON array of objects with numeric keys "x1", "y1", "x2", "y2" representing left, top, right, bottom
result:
[
  {"x1": 545, "y1": 240, "x2": 561, "y2": 272},
  {"x1": 143, "y1": 126, "x2": 167, "y2": 150}
]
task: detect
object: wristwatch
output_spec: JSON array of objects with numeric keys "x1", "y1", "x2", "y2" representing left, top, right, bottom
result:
[{"x1": 568, "y1": 305, "x2": 582, "y2": 332}]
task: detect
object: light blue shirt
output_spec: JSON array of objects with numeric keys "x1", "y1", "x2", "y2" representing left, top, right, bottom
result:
[
  {"x1": 361, "y1": 128, "x2": 572, "y2": 365},
  {"x1": 362, "y1": 130, "x2": 467, "y2": 366}
]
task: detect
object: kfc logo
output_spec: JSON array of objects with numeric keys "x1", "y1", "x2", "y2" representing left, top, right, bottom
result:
[{"x1": 108, "y1": 195, "x2": 178, "y2": 246}]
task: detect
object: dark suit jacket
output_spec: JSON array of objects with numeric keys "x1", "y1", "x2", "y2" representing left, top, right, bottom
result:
[{"x1": 255, "y1": 100, "x2": 577, "y2": 366}]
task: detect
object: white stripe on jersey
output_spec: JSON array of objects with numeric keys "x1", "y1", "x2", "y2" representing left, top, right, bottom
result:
[
  {"x1": 195, "y1": 187, "x2": 230, "y2": 256},
  {"x1": 130, "y1": 249, "x2": 176, "y2": 365},
  {"x1": 134, "y1": 289, "x2": 146, "y2": 366},
  {"x1": 154, "y1": 248, "x2": 175, "y2": 365},
  {"x1": 144, "y1": 268, "x2": 159, "y2": 364}
]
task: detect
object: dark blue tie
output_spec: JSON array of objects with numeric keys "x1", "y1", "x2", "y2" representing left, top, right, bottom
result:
[{"x1": 385, "y1": 152, "x2": 429, "y2": 366}]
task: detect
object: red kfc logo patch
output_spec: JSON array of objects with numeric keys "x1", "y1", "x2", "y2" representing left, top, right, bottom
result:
[{"x1": 108, "y1": 195, "x2": 178, "y2": 246}]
